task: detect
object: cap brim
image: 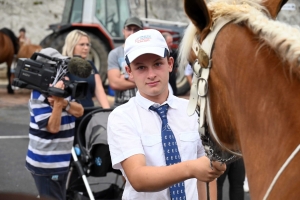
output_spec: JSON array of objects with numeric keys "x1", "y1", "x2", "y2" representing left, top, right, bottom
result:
[
  {"x1": 125, "y1": 22, "x2": 143, "y2": 29},
  {"x1": 126, "y1": 47, "x2": 167, "y2": 64}
]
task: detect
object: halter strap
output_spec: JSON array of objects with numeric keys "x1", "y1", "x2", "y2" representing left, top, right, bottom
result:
[{"x1": 188, "y1": 17, "x2": 243, "y2": 158}]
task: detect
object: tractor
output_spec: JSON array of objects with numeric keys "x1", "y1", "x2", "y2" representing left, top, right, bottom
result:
[{"x1": 40, "y1": 0, "x2": 190, "y2": 95}]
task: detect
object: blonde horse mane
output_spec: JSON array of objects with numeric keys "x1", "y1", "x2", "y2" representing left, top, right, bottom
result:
[{"x1": 179, "y1": 0, "x2": 300, "y2": 70}]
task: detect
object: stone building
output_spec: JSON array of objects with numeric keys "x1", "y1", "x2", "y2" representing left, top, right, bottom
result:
[{"x1": 0, "y1": 0, "x2": 65, "y2": 44}]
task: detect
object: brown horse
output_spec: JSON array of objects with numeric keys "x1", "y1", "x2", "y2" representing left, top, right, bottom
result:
[
  {"x1": 179, "y1": 0, "x2": 300, "y2": 199},
  {"x1": 17, "y1": 44, "x2": 42, "y2": 59},
  {"x1": 0, "y1": 28, "x2": 18, "y2": 94}
]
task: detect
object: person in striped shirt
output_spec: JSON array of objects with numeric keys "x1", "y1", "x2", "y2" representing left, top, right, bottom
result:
[{"x1": 25, "y1": 48, "x2": 84, "y2": 200}]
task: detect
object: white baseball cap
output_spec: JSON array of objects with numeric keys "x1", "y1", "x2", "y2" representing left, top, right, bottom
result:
[{"x1": 124, "y1": 29, "x2": 169, "y2": 65}]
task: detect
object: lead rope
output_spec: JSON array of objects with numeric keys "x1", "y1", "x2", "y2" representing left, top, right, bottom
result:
[{"x1": 206, "y1": 182, "x2": 210, "y2": 200}]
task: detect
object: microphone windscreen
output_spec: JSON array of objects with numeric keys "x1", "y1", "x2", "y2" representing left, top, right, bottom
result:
[{"x1": 67, "y1": 57, "x2": 93, "y2": 78}]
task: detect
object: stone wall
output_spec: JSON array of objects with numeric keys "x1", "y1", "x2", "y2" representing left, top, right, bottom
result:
[
  {"x1": 0, "y1": 0, "x2": 299, "y2": 45},
  {"x1": 277, "y1": 0, "x2": 300, "y2": 26},
  {"x1": 0, "y1": 0, "x2": 65, "y2": 44}
]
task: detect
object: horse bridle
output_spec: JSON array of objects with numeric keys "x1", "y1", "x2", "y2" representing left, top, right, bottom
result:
[
  {"x1": 187, "y1": 17, "x2": 243, "y2": 164},
  {"x1": 187, "y1": 17, "x2": 243, "y2": 200}
]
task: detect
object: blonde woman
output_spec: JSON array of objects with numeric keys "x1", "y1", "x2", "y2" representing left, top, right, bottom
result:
[{"x1": 62, "y1": 30, "x2": 110, "y2": 108}]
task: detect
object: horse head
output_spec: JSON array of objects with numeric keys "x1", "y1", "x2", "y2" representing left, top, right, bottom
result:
[
  {"x1": 179, "y1": 0, "x2": 300, "y2": 198},
  {"x1": 180, "y1": 0, "x2": 300, "y2": 149}
]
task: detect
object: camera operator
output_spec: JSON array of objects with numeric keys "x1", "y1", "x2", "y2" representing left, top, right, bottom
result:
[{"x1": 25, "y1": 49, "x2": 84, "y2": 200}]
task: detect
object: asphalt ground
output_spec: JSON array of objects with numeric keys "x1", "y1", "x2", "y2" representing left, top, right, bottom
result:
[
  {"x1": 0, "y1": 87, "x2": 123, "y2": 198},
  {"x1": 0, "y1": 87, "x2": 250, "y2": 199}
]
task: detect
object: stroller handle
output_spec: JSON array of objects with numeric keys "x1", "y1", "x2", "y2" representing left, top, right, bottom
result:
[{"x1": 76, "y1": 107, "x2": 114, "y2": 154}]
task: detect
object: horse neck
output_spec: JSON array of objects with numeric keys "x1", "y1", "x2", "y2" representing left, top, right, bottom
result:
[
  {"x1": 210, "y1": 23, "x2": 300, "y2": 199},
  {"x1": 0, "y1": 28, "x2": 19, "y2": 54},
  {"x1": 0, "y1": 33, "x2": 14, "y2": 65}
]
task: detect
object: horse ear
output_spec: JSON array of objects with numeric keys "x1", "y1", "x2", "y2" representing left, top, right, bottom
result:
[
  {"x1": 184, "y1": 0, "x2": 210, "y2": 30},
  {"x1": 263, "y1": 0, "x2": 288, "y2": 19},
  {"x1": 184, "y1": 0, "x2": 212, "y2": 41}
]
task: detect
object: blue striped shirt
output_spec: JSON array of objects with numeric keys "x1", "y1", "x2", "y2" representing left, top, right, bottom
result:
[{"x1": 25, "y1": 90, "x2": 76, "y2": 175}]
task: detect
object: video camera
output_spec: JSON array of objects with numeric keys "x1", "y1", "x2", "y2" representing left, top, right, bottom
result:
[{"x1": 12, "y1": 48, "x2": 90, "y2": 100}]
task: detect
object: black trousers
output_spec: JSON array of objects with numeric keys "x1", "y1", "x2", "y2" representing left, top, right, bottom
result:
[{"x1": 217, "y1": 159, "x2": 245, "y2": 200}]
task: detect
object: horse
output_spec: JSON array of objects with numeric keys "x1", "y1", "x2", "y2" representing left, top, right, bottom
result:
[
  {"x1": 178, "y1": 0, "x2": 300, "y2": 199},
  {"x1": 0, "y1": 28, "x2": 19, "y2": 94},
  {"x1": 17, "y1": 44, "x2": 42, "y2": 59}
]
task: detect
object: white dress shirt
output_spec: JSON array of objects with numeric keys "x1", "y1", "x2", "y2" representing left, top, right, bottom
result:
[{"x1": 108, "y1": 91, "x2": 205, "y2": 200}]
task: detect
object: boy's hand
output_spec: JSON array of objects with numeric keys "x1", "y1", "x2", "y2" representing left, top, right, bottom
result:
[{"x1": 189, "y1": 156, "x2": 226, "y2": 182}]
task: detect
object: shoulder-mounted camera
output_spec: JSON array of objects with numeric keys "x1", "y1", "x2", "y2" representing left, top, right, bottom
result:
[{"x1": 13, "y1": 50, "x2": 89, "y2": 100}]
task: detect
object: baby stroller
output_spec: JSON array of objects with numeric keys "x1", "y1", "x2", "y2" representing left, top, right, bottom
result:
[{"x1": 66, "y1": 108, "x2": 124, "y2": 200}]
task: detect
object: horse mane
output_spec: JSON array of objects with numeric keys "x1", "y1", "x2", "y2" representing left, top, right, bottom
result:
[
  {"x1": 179, "y1": 0, "x2": 300, "y2": 71},
  {"x1": 0, "y1": 28, "x2": 19, "y2": 54},
  {"x1": 178, "y1": 22, "x2": 198, "y2": 68}
]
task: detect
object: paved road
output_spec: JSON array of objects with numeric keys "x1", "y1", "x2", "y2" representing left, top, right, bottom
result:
[
  {"x1": 0, "y1": 88, "x2": 123, "y2": 198},
  {"x1": 0, "y1": 88, "x2": 250, "y2": 199}
]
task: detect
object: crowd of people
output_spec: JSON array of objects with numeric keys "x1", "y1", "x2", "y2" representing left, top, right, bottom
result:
[{"x1": 20, "y1": 16, "x2": 248, "y2": 200}]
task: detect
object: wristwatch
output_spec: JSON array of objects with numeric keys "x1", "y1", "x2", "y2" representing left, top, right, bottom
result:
[{"x1": 65, "y1": 100, "x2": 71, "y2": 111}]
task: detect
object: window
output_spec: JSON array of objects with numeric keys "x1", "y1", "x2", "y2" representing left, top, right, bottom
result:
[
  {"x1": 70, "y1": 0, "x2": 83, "y2": 23},
  {"x1": 95, "y1": 0, "x2": 130, "y2": 38}
]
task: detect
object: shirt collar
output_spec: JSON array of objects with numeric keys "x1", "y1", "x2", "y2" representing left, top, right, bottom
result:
[{"x1": 135, "y1": 90, "x2": 178, "y2": 110}]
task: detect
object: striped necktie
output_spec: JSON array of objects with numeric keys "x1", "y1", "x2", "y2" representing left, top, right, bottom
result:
[{"x1": 149, "y1": 104, "x2": 186, "y2": 200}]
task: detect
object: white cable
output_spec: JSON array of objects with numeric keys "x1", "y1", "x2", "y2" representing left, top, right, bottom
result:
[
  {"x1": 263, "y1": 144, "x2": 300, "y2": 200},
  {"x1": 52, "y1": 63, "x2": 68, "y2": 85}
]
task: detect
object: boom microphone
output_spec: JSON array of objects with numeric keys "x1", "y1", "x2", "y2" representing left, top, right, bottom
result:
[{"x1": 67, "y1": 56, "x2": 93, "y2": 78}]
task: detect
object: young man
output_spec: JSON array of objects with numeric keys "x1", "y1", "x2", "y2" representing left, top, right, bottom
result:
[
  {"x1": 107, "y1": 29, "x2": 226, "y2": 199},
  {"x1": 107, "y1": 17, "x2": 143, "y2": 107},
  {"x1": 25, "y1": 48, "x2": 84, "y2": 200}
]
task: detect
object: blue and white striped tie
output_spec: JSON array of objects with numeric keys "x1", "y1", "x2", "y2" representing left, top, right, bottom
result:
[{"x1": 149, "y1": 104, "x2": 186, "y2": 200}]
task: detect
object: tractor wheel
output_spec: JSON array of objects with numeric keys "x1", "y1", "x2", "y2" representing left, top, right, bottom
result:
[
  {"x1": 39, "y1": 33, "x2": 56, "y2": 48},
  {"x1": 49, "y1": 32, "x2": 109, "y2": 83},
  {"x1": 87, "y1": 33, "x2": 109, "y2": 83}
]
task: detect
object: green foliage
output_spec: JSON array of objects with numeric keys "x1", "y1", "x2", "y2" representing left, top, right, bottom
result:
[{"x1": 33, "y1": 1, "x2": 43, "y2": 5}]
